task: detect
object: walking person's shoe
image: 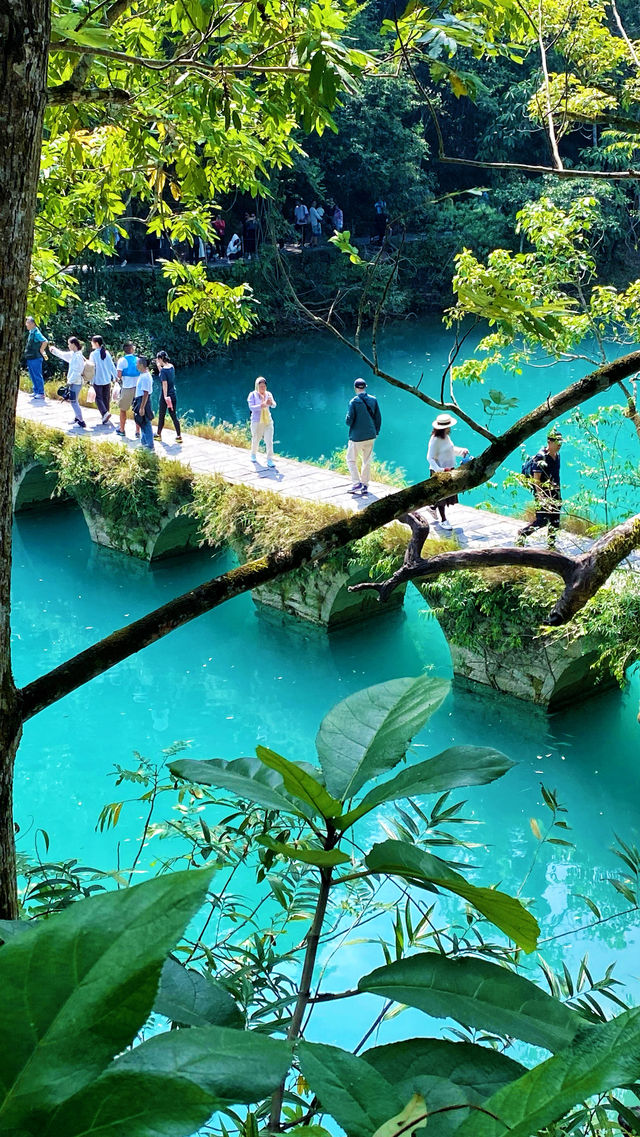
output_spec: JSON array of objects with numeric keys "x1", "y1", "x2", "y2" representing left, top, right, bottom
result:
[
  {"x1": 102, "y1": 412, "x2": 111, "y2": 424},
  {"x1": 250, "y1": 453, "x2": 257, "y2": 461},
  {"x1": 357, "y1": 485, "x2": 370, "y2": 497},
  {"x1": 115, "y1": 428, "x2": 125, "y2": 436},
  {"x1": 515, "y1": 531, "x2": 527, "y2": 547},
  {"x1": 155, "y1": 432, "x2": 162, "y2": 440},
  {"x1": 438, "y1": 516, "x2": 452, "y2": 530},
  {"x1": 176, "y1": 436, "x2": 183, "y2": 444},
  {"x1": 74, "y1": 418, "x2": 86, "y2": 428},
  {"x1": 267, "y1": 458, "x2": 275, "y2": 468},
  {"x1": 348, "y1": 483, "x2": 362, "y2": 494}
]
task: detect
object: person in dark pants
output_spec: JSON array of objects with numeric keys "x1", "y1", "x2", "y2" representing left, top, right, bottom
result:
[
  {"x1": 517, "y1": 430, "x2": 563, "y2": 547},
  {"x1": 154, "y1": 350, "x2": 182, "y2": 443}
]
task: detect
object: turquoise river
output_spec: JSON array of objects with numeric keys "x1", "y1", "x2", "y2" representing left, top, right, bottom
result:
[{"x1": 11, "y1": 316, "x2": 640, "y2": 1051}]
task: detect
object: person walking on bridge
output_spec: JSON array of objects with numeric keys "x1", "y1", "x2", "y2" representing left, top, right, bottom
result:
[
  {"x1": 115, "y1": 342, "x2": 139, "y2": 437},
  {"x1": 517, "y1": 429, "x2": 563, "y2": 548},
  {"x1": 346, "y1": 378, "x2": 381, "y2": 497},
  {"x1": 155, "y1": 351, "x2": 183, "y2": 444},
  {"x1": 427, "y1": 414, "x2": 469, "y2": 531},
  {"x1": 24, "y1": 316, "x2": 48, "y2": 400},
  {"x1": 248, "y1": 376, "x2": 277, "y2": 467}
]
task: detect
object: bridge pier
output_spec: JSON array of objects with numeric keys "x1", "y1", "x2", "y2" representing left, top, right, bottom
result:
[
  {"x1": 81, "y1": 502, "x2": 202, "y2": 561},
  {"x1": 252, "y1": 564, "x2": 407, "y2": 629}
]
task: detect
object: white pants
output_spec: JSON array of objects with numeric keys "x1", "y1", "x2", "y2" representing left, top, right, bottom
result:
[
  {"x1": 347, "y1": 438, "x2": 374, "y2": 485},
  {"x1": 251, "y1": 419, "x2": 274, "y2": 458}
]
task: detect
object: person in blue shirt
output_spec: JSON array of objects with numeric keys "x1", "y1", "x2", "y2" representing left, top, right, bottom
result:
[
  {"x1": 345, "y1": 378, "x2": 382, "y2": 497},
  {"x1": 24, "y1": 317, "x2": 48, "y2": 399}
]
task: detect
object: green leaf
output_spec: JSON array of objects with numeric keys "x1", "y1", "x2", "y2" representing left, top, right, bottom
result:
[
  {"x1": 257, "y1": 835, "x2": 350, "y2": 867},
  {"x1": 0, "y1": 868, "x2": 214, "y2": 1132},
  {"x1": 372, "y1": 1094, "x2": 427, "y2": 1137},
  {"x1": 168, "y1": 756, "x2": 311, "y2": 818},
  {"x1": 364, "y1": 841, "x2": 539, "y2": 953},
  {"x1": 44, "y1": 1026, "x2": 292, "y2": 1137},
  {"x1": 298, "y1": 1041, "x2": 405, "y2": 1137},
  {"x1": 362, "y1": 1039, "x2": 525, "y2": 1137},
  {"x1": 455, "y1": 1007, "x2": 640, "y2": 1137},
  {"x1": 255, "y1": 746, "x2": 343, "y2": 819},
  {"x1": 316, "y1": 676, "x2": 450, "y2": 800},
  {"x1": 154, "y1": 958, "x2": 244, "y2": 1028},
  {"x1": 337, "y1": 747, "x2": 513, "y2": 830},
  {"x1": 0, "y1": 919, "x2": 33, "y2": 942},
  {"x1": 358, "y1": 954, "x2": 583, "y2": 1052}
]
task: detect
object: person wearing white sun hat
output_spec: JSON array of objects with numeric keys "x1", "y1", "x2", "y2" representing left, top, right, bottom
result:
[{"x1": 426, "y1": 413, "x2": 469, "y2": 530}]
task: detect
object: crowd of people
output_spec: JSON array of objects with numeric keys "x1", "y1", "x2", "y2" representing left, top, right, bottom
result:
[
  {"x1": 292, "y1": 200, "x2": 343, "y2": 247},
  {"x1": 23, "y1": 316, "x2": 563, "y2": 542},
  {"x1": 26, "y1": 318, "x2": 182, "y2": 451}
]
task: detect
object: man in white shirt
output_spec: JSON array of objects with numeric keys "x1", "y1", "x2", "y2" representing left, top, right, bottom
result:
[{"x1": 133, "y1": 357, "x2": 155, "y2": 451}]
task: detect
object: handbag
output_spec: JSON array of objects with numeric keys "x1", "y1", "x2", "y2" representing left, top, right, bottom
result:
[
  {"x1": 57, "y1": 384, "x2": 73, "y2": 401},
  {"x1": 86, "y1": 385, "x2": 96, "y2": 404},
  {"x1": 82, "y1": 360, "x2": 96, "y2": 384}
]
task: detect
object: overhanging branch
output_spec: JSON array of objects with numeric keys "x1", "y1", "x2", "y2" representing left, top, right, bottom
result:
[{"x1": 349, "y1": 513, "x2": 640, "y2": 627}]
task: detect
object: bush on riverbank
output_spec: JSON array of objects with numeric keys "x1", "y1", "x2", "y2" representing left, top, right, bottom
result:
[{"x1": 424, "y1": 566, "x2": 640, "y2": 684}]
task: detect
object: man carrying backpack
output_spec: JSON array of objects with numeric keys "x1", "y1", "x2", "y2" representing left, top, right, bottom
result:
[
  {"x1": 517, "y1": 429, "x2": 563, "y2": 547},
  {"x1": 345, "y1": 378, "x2": 382, "y2": 497}
]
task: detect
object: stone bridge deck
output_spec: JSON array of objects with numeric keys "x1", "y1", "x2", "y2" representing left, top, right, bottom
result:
[{"x1": 15, "y1": 390, "x2": 590, "y2": 557}]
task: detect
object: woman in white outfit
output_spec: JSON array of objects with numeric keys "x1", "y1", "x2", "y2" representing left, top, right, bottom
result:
[
  {"x1": 50, "y1": 336, "x2": 87, "y2": 428},
  {"x1": 247, "y1": 376, "x2": 276, "y2": 467},
  {"x1": 426, "y1": 413, "x2": 468, "y2": 530}
]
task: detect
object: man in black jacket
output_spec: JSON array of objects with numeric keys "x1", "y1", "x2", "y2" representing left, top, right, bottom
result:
[
  {"x1": 345, "y1": 378, "x2": 382, "y2": 497},
  {"x1": 517, "y1": 430, "x2": 563, "y2": 547}
]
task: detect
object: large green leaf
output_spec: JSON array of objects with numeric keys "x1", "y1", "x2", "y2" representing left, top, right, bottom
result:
[
  {"x1": 455, "y1": 1007, "x2": 640, "y2": 1137},
  {"x1": 44, "y1": 1026, "x2": 292, "y2": 1137},
  {"x1": 358, "y1": 954, "x2": 583, "y2": 1052},
  {"x1": 168, "y1": 755, "x2": 311, "y2": 817},
  {"x1": 154, "y1": 958, "x2": 244, "y2": 1028},
  {"x1": 298, "y1": 1041, "x2": 405, "y2": 1137},
  {"x1": 256, "y1": 746, "x2": 343, "y2": 819},
  {"x1": 364, "y1": 841, "x2": 539, "y2": 953},
  {"x1": 0, "y1": 868, "x2": 213, "y2": 1131},
  {"x1": 316, "y1": 676, "x2": 450, "y2": 800},
  {"x1": 257, "y1": 835, "x2": 350, "y2": 867},
  {"x1": 337, "y1": 747, "x2": 514, "y2": 830},
  {"x1": 362, "y1": 1039, "x2": 525, "y2": 1137}
]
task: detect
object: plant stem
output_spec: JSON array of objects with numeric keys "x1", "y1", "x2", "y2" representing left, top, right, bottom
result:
[{"x1": 268, "y1": 830, "x2": 336, "y2": 1132}]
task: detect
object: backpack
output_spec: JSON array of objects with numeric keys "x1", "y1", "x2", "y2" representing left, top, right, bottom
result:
[
  {"x1": 521, "y1": 454, "x2": 537, "y2": 480},
  {"x1": 82, "y1": 359, "x2": 96, "y2": 384}
]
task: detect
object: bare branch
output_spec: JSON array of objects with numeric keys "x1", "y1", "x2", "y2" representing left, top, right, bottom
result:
[
  {"x1": 349, "y1": 515, "x2": 640, "y2": 627},
  {"x1": 47, "y1": 83, "x2": 132, "y2": 105}
]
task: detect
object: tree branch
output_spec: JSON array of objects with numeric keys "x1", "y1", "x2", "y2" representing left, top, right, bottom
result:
[
  {"x1": 47, "y1": 83, "x2": 132, "y2": 105},
  {"x1": 349, "y1": 514, "x2": 640, "y2": 627},
  {"x1": 17, "y1": 349, "x2": 640, "y2": 721}
]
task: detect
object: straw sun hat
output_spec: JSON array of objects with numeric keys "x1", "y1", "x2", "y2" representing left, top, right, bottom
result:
[{"x1": 432, "y1": 413, "x2": 457, "y2": 430}]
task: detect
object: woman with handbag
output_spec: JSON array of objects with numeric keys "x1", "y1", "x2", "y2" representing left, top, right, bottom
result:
[
  {"x1": 89, "y1": 335, "x2": 117, "y2": 425},
  {"x1": 426, "y1": 413, "x2": 469, "y2": 531},
  {"x1": 154, "y1": 351, "x2": 182, "y2": 443},
  {"x1": 50, "y1": 336, "x2": 87, "y2": 428},
  {"x1": 247, "y1": 375, "x2": 276, "y2": 466}
]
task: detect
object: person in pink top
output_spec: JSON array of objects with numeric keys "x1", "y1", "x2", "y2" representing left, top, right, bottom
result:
[{"x1": 247, "y1": 376, "x2": 277, "y2": 467}]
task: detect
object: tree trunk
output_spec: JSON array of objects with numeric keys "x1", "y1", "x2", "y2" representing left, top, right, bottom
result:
[{"x1": 0, "y1": 0, "x2": 50, "y2": 918}]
